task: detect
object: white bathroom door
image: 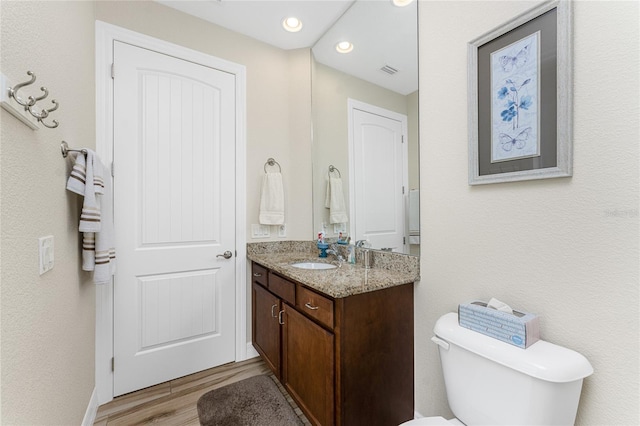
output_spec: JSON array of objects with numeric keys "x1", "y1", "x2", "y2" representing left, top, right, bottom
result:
[
  {"x1": 112, "y1": 41, "x2": 236, "y2": 396},
  {"x1": 350, "y1": 101, "x2": 408, "y2": 253}
]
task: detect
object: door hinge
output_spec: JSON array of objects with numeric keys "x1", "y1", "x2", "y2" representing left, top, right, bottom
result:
[
  {"x1": 111, "y1": 161, "x2": 114, "y2": 177},
  {"x1": 403, "y1": 236, "x2": 406, "y2": 245},
  {"x1": 402, "y1": 186, "x2": 405, "y2": 194},
  {"x1": 111, "y1": 63, "x2": 115, "y2": 79},
  {"x1": 401, "y1": 135, "x2": 404, "y2": 143},
  {"x1": 111, "y1": 357, "x2": 115, "y2": 372}
]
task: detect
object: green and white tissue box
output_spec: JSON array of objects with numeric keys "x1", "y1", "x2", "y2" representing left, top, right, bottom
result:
[{"x1": 458, "y1": 301, "x2": 540, "y2": 349}]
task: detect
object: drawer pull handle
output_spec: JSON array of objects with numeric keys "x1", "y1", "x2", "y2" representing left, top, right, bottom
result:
[
  {"x1": 253, "y1": 272, "x2": 263, "y2": 277},
  {"x1": 271, "y1": 304, "x2": 278, "y2": 318},
  {"x1": 304, "y1": 302, "x2": 319, "y2": 311},
  {"x1": 278, "y1": 310, "x2": 285, "y2": 325}
]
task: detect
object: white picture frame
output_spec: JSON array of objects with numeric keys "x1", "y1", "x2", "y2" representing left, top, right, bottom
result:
[{"x1": 468, "y1": 0, "x2": 572, "y2": 185}]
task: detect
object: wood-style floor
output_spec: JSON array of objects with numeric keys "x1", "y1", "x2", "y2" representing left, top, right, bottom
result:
[{"x1": 94, "y1": 357, "x2": 310, "y2": 425}]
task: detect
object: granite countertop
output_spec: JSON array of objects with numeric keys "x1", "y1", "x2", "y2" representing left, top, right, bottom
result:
[{"x1": 247, "y1": 241, "x2": 419, "y2": 299}]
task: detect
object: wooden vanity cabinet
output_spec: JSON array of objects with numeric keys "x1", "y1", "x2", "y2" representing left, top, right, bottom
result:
[
  {"x1": 251, "y1": 281, "x2": 281, "y2": 375},
  {"x1": 282, "y1": 304, "x2": 335, "y2": 426},
  {"x1": 251, "y1": 261, "x2": 414, "y2": 426}
]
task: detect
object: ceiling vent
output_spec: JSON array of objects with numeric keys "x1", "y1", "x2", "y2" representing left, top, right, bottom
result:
[{"x1": 380, "y1": 65, "x2": 399, "y2": 75}]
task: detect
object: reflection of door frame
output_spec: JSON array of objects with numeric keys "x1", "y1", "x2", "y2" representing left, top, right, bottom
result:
[
  {"x1": 95, "y1": 21, "x2": 247, "y2": 405},
  {"x1": 347, "y1": 98, "x2": 408, "y2": 252}
]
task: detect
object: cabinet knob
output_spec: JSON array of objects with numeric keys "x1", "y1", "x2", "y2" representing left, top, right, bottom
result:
[
  {"x1": 271, "y1": 304, "x2": 278, "y2": 318},
  {"x1": 253, "y1": 272, "x2": 263, "y2": 277},
  {"x1": 278, "y1": 309, "x2": 285, "y2": 325}
]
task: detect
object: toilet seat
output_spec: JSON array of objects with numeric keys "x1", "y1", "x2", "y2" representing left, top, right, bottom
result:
[{"x1": 401, "y1": 416, "x2": 464, "y2": 425}]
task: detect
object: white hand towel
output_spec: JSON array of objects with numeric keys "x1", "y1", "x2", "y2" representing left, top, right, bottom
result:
[
  {"x1": 324, "y1": 177, "x2": 348, "y2": 224},
  {"x1": 259, "y1": 172, "x2": 285, "y2": 225}
]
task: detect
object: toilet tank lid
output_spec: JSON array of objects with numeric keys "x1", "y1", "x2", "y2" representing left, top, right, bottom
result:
[{"x1": 434, "y1": 313, "x2": 594, "y2": 383}]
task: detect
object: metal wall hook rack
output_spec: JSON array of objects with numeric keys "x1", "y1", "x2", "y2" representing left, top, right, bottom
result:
[
  {"x1": 264, "y1": 157, "x2": 282, "y2": 173},
  {"x1": 7, "y1": 71, "x2": 60, "y2": 129}
]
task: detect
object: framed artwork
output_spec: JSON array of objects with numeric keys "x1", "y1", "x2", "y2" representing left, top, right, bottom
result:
[{"x1": 468, "y1": 0, "x2": 572, "y2": 185}]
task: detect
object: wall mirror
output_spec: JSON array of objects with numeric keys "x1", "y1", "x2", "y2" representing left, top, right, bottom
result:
[{"x1": 311, "y1": 0, "x2": 419, "y2": 256}]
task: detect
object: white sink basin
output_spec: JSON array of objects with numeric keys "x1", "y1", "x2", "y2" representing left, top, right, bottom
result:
[{"x1": 290, "y1": 262, "x2": 337, "y2": 270}]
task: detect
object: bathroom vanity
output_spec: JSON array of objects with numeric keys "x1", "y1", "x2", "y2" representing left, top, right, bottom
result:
[{"x1": 248, "y1": 242, "x2": 419, "y2": 426}]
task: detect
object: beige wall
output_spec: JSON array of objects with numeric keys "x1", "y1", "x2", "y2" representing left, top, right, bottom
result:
[
  {"x1": 312, "y1": 61, "x2": 415, "y2": 238},
  {"x1": 0, "y1": 1, "x2": 97, "y2": 424},
  {"x1": 416, "y1": 1, "x2": 639, "y2": 425}
]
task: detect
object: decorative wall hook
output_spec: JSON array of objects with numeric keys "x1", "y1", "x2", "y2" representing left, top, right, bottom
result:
[
  {"x1": 8, "y1": 71, "x2": 60, "y2": 128},
  {"x1": 8, "y1": 71, "x2": 36, "y2": 108}
]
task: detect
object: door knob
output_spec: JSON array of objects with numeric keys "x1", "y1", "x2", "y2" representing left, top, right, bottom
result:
[{"x1": 216, "y1": 250, "x2": 233, "y2": 259}]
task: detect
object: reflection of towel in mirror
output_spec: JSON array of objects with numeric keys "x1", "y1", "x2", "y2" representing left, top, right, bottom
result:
[
  {"x1": 259, "y1": 172, "x2": 285, "y2": 225},
  {"x1": 324, "y1": 177, "x2": 348, "y2": 224}
]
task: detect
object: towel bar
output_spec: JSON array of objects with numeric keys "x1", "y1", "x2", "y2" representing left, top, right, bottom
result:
[
  {"x1": 328, "y1": 165, "x2": 341, "y2": 178},
  {"x1": 60, "y1": 141, "x2": 87, "y2": 158}
]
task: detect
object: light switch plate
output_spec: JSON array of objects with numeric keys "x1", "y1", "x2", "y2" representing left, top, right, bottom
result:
[
  {"x1": 334, "y1": 223, "x2": 347, "y2": 234},
  {"x1": 38, "y1": 235, "x2": 54, "y2": 275},
  {"x1": 251, "y1": 224, "x2": 271, "y2": 238}
]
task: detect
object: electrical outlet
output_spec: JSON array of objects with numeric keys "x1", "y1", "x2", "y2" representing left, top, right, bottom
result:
[
  {"x1": 38, "y1": 235, "x2": 54, "y2": 275},
  {"x1": 278, "y1": 224, "x2": 286, "y2": 237}
]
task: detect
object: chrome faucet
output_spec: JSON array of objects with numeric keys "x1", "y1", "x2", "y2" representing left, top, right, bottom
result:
[
  {"x1": 326, "y1": 244, "x2": 345, "y2": 263},
  {"x1": 355, "y1": 239, "x2": 368, "y2": 248}
]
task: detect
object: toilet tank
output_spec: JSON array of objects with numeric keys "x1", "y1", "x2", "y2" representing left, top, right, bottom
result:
[{"x1": 432, "y1": 313, "x2": 593, "y2": 425}]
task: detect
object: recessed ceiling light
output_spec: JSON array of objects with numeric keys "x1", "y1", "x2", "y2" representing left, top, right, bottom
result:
[
  {"x1": 336, "y1": 41, "x2": 354, "y2": 54},
  {"x1": 392, "y1": 0, "x2": 414, "y2": 6},
  {"x1": 282, "y1": 16, "x2": 302, "y2": 33}
]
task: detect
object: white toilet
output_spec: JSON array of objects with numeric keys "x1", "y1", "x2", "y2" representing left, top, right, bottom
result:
[{"x1": 405, "y1": 312, "x2": 594, "y2": 425}]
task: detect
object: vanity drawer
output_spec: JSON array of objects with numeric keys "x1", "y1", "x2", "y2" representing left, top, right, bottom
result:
[
  {"x1": 297, "y1": 286, "x2": 334, "y2": 329},
  {"x1": 268, "y1": 272, "x2": 296, "y2": 305},
  {"x1": 252, "y1": 263, "x2": 268, "y2": 288}
]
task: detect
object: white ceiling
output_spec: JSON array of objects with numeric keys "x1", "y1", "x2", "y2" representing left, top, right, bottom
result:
[
  {"x1": 157, "y1": 0, "x2": 354, "y2": 50},
  {"x1": 157, "y1": 0, "x2": 418, "y2": 95}
]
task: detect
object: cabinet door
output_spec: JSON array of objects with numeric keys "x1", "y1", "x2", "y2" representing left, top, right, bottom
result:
[
  {"x1": 252, "y1": 283, "x2": 281, "y2": 376},
  {"x1": 282, "y1": 305, "x2": 334, "y2": 426}
]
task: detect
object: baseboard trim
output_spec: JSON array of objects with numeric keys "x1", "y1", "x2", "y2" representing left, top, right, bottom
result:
[
  {"x1": 246, "y1": 342, "x2": 259, "y2": 359},
  {"x1": 82, "y1": 388, "x2": 99, "y2": 426}
]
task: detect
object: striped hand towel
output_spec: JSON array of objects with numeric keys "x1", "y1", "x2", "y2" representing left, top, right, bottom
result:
[
  {"x1": 66, "y1": 151, "x2": 115, "y2": 284},
  {"x1": 87, "y1": 162, "x2": 116, "y2": 284},
  {"x1": 66, "y1": 150, "x2": 105, "y2": 232}
]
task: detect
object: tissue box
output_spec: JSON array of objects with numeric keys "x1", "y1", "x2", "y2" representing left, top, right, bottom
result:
[{"x1": 458, "y1": 301, "x2": 540, "y2": 349}]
